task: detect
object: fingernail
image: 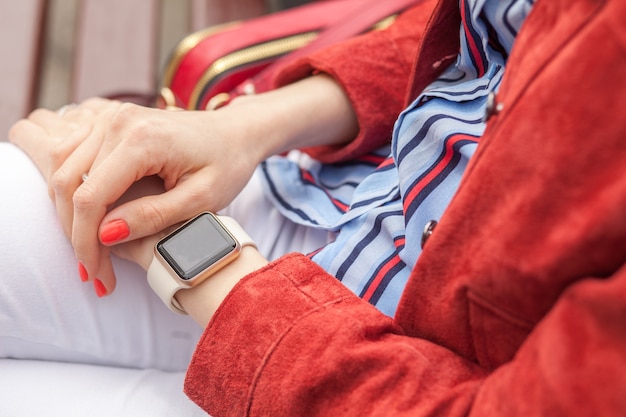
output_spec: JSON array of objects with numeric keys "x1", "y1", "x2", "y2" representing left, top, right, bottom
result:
[
  {"x1": 78, "y1": 262, "x2": 89, "y2": 282},
  {"x1": 94, "y1": 279, "x2": 107, "y2": 298},
  {"x1": 100, "y1": 219, "x2": 130, "y2": 245}
]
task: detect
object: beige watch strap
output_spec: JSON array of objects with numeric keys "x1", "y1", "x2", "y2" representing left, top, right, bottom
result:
[
  {"x1": 147, "y1": 215, "x2": 256, "y2": 314},
  {"x1": 148, "y1": 256, "x2": 187, "y2": 314}
]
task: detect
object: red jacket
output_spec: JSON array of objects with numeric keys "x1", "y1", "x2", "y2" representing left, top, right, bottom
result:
[{"x1": 185, "y1": 0, "x2": 626, "y2": 415}]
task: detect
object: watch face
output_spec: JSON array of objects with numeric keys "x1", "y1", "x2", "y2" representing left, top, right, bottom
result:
[{"x1": 157, "y1": 213, "x2": 237, "y2": 280}]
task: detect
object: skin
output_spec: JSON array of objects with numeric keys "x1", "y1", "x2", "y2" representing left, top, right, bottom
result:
[{"x1": 8, "y1": 74, "x2": 358, "y2": 314}]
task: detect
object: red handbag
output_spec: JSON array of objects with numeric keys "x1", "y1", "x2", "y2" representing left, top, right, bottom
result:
[{"x1": 158, "y1": 0, "x2": 422, "y2": 111}]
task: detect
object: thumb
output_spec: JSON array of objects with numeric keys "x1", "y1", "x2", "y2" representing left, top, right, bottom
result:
[{"x1": 98, "y1": 175, "x2": 210, "y2": 246}]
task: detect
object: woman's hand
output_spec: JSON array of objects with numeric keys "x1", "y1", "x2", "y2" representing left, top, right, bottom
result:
[
  {"x1": 9, "y1": 99, "x2": 118, "y2": 237},
  {"x1": 9, "y1": 100, "x2": 266, "y2": 295},
  {"x1": 9, "y1": 99, "x2": 122, "y2": 294},
  {"x1": 9, "y1": 74, "x2": 357, "y2": 297}
]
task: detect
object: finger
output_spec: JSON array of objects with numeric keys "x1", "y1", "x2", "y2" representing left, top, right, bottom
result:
[
  {"x1": 70, "y1": 133, "x2": 148, "y2": 282},
  {"x1": 112, "y1": 230, "x2": 169, "y2": 271},
  {"x1": 28, "y1": 108, "x2": 72, "y2": 134},
  {"x1": 8, "y1": 120, "x2": 59, "y2": 180},
  {"x1": 11, "y1": 106, "x2": 95, "y2": 181},
  {"x1": 64, "y1": 102, "x2": 132, "y2": 282},
  {"x1": 91, "y1": 247, "x2": 117, "y2": 297},
  {"x1": 50, "y1": 121, "x2": 101, "y2": 238},
  {"x1": 53, "y1": 103, "x2": 122, "y2": 242},
  {"x1": 50, "y1": 153, "x2": 90, "y2": 237},
  {"x1": 105, "y1": 173, "x2": 168, "y2": 243},
  {"x1": 87, "y1": 101, "x2": 136, "y2": 172},
  {"x1": 71, "y1": 175, "x2": 110, "y2": 287},
  {"x1": 57, "y1": 98, "x2": 116, "y2": 122},
  {"x1": 99, "y1": 175, "x2": 219, "y2": 245}
]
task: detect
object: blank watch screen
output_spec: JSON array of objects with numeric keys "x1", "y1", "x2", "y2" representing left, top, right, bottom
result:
[{"x1": 157, "y1": 213, "x2": 237, "y2": 280}]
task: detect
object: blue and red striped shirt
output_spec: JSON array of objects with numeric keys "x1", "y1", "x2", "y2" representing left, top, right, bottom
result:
[{"x1": 261, "y1": 0, "x2": 534, "y2": 317}]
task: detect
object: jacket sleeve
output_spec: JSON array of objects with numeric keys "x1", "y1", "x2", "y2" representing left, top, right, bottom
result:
[
  {"x1": 274, "y1": 0, "x2": 439, "y2": 163},
  {"x1": 183, "y1": 253, "x2": 626, "y2": 417}
]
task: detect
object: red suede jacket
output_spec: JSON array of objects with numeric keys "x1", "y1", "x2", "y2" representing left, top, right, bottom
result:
[{"x1": 185, "y1": 0, "x2": 626, "y2": 415}]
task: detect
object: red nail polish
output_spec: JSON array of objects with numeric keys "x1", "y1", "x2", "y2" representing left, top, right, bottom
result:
[
  {"x1": 94, "y1": 279, "x2": 107, "y2": 298},
  {"x1": 78, "y1": 262, "x2": 89, "y2": 282},
  {"x1": 100, "y1": 219, "x2": 130, "y2": 245}
]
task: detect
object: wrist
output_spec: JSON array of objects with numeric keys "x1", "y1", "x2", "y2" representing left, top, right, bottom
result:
[
  {"x1": 143, "y1": 212, "x2": 264, "y2": 320},
  {"x1": 175, "y1": 246, "x2": 268, "y2": 327}
]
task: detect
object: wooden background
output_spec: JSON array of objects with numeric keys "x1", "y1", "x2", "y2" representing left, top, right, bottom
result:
[{"x1": 0, "y1": 0, "x2": 311, "y2": 137}]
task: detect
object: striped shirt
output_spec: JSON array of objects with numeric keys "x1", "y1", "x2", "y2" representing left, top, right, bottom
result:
[{"x1": 260, "y1": 0, "x2": 534, "y2": 317}]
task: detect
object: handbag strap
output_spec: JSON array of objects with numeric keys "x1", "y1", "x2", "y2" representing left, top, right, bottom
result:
[
  {"x1": 250, "y1": 0, "x2": 425, "y2": 91},
  {"x1": 286, "y1": 0, "x2": 424, "y2": 63}
]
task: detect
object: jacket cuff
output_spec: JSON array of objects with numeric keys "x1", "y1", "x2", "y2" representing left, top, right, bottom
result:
[
  {"x1": 183, "y1": 253, "x2": 358, "y2": 416},
  {"x1": 274, "y1": 35, "x2": 408, "y2": 163}
]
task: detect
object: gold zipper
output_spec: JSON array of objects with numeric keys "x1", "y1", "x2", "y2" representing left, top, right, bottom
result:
[
  {"x1": 164, "y1": 14, "x2": 400, "y2": 110},
  {"x1": 188, "y1": 31, "x2": 319, "y2": 109},
  {"x1": 372, "y1": 15, "x2": 397, "y2": 31}
]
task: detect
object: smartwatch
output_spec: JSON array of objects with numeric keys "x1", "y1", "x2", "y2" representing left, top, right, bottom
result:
[{"x1": 147, "y1": 212, "x2": 256, "y2": 314}]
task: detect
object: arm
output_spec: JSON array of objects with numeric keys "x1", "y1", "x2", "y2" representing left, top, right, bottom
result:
[
  {"x1": 274, "y1": 0, "x2": 439, "y2": 163},
  {"x1": 8, "y1": 0, "x2": 436, "y2": 296},
  {"x1": 8, "y1": 74, "x2": 356, "y2": 296}
]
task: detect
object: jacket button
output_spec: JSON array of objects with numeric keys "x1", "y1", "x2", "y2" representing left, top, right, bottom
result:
[
  {"x1": 484, "y1": 92, "x2": 503, "y2": 122},
  {"x1": 421, "y1": 220, "x2": 438, "y2": 249}
]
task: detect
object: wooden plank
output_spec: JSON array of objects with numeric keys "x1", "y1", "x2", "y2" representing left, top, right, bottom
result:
[
  {"x1": 189, "y1": 0, "x2": 267, "y2": 31},
  {"x1": 37, "y1": 0, "x2": 79, "y2": 110},
  {"x1": 158, "y1": 0, "x2": 192, "y2": 78},
  {"x1": 71, "y1": 0, "x2": 160, "y2": 102},
  {"x1": 0, "y1": 0, "x2": 47, "y2": 137}
]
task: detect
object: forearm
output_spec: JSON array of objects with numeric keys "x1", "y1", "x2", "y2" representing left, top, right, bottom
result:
[
  {"x1": 221, "y1": 74, "x2": 358, "y2": 161},
  {"x1": 273, "y1": 0, "x2": 439, "y2": 163}
]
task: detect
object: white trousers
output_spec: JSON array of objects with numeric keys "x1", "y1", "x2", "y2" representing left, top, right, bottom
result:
[{"x1": 0, "y1": 142, "x2": 329, "y2": 416}]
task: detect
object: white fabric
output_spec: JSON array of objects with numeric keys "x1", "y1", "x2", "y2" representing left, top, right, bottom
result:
[
  {"x1": 0, "y1": 142, "x2": 329, "y2": 415},
  {"x1": 0, "y1": 360, "x2": 206, "y2": 417}
]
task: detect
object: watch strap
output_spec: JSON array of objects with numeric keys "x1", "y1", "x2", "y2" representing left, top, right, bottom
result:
[
  {"x1": 217, "y1": 215, "x2": 256, "y2": 249},
  {"x1": 148, "y1": 215, "x2": 256, "y2": 314},
  {"x1": 148, "y1": 255, "x2": 187, "y2": 314}
]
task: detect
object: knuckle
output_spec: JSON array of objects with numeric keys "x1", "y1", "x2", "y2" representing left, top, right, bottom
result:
[
  {"x1": 110, "y1": 102, "x2": 140, "y2": 128},
  {"x1": 67, "y1": 106, "x2": 92, "y2": 122},
  {"x1": 111, "y1": 103, "x2": 151, "y2": 138},
  {"x1": 72, "y1": 181, "x2": 99, "y2": 213},
  {"x1": 79, "y1": 107, "x2": 97, "y2": 121},
  {"x1": 108, "y1": 103, "x2": 154, "y2": 147},
  {"x1": 84, "y1": 97, "x2": 117, "y2": 115},
  {"x1": 8, "y1": 119, "x2": 28, "y2": 143},
  {"x1": 50, "y1": 166, "x2": 74, "y2": 195},
  {"x1": 139, "y1": 201, "x2": 169, "y2": 233},
  {"x1": 48, "y1": 143, "x2": 69, "y2": 167},
  {"x1": 189, "y1": 186, "x2": 214, "y2": 209},
  {"x1": 28, "y1": 108, "x2": 51, "y2": 120}
]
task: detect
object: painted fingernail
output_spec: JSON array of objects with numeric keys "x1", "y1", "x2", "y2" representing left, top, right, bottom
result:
[
  {"x1": 94, "y1": 279, "x2": 107, "y2": 298},
  {"x1": 78, "y1": 262, "x2": 89, "y2": 282},
  {"x1": 100, "y1": 219, "x2": 130, "y2": 245}
]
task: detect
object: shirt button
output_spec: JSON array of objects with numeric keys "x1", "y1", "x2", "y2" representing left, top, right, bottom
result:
[
  {"x1": 484, "y1": 92, "x2": 503, "y2": 122},
  {"x1": 421, "y1": 220, "x2": 438, "y2": 249}
]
